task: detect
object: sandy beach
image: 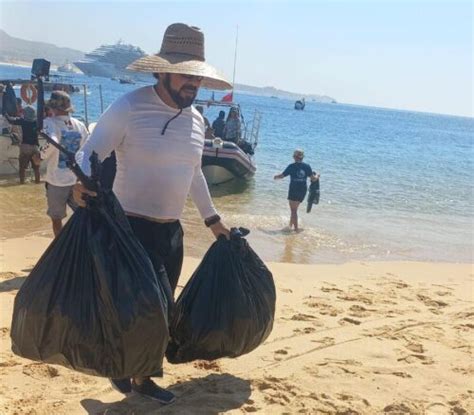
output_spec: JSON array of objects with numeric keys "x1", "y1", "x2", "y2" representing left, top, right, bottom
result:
[{"x1": 0, "y1": 235, "x2": 472, "y2": 414}]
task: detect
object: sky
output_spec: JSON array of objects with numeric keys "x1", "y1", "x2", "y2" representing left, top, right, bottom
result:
[{"x1": 0, "y1": 0, "x2": 472, "y2": 117}]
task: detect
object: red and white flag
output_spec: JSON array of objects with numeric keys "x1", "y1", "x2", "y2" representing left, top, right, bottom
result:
[{"x1": 221, "y1": 92, "x2": 233, "y2": 102}]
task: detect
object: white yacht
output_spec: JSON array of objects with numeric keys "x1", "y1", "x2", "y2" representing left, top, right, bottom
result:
[{"x1": 74, "y1": 41, "x2": 148, "y2": 80}]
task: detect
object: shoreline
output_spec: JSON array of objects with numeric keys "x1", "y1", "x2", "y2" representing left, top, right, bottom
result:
[{"x1": 1, "y1": 234, "x2": 472, "y2": 269}]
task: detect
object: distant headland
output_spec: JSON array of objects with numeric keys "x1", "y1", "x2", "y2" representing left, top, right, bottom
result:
[{"x1": 0, "y1": 29, "x2": 336, "y2": 103}]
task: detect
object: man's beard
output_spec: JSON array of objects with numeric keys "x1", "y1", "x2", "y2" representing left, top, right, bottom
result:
[{"x1": 162, "y1": 75, "x2": 197, "y2": 108}]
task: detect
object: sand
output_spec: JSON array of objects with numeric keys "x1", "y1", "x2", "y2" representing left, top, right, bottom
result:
[{"x1": 0, "y1": 235, "x2": 472, "y2": 414}]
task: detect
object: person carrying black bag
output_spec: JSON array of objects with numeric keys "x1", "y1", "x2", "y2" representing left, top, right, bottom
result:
[{"x1": 74, "y1": 23, "x2": 232, "y2": 405}]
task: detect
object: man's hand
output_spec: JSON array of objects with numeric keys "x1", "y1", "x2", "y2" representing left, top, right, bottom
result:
[
  {"x1": 209, "y1": 220, "x2": 230, "y2": 240},
  {"x1": 32, "y1": 153, "x2": 41, "y2": 166},
  {"x1": 73, "y1": 182, "x2": 97, "y2": 208},
  {"x1": 310, "y1": 173, "x2": 320, "y2": 182},
  {"x1": 274, "y1": 174, "x2": 283, "y2": 180}
]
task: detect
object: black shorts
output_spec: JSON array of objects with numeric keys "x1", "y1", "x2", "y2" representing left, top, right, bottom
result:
[
  {"x1": 126, "y1": 217, "x2": 184, "y2": 298},
  {"x1": 126, "y1": 216, "x2": 184, "y2": 376},
  {"x1": 288, "y1": 183, "x2": 307, "y2": 202}
]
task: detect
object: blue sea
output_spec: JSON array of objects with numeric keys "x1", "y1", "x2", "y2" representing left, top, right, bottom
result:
[{"x1": 1, "y1": 63, "x2": 473, "y2": 264}]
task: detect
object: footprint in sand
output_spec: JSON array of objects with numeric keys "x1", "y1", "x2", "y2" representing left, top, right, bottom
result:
[
  {"x1": 253, "y1": 375, "x2": 298, "y2": 406},
  {"x1": 243, "y1": 405, "x2": 260, "y2": 412},
  {"x1": 0, "y1": 358, "x2": 21, "y2": 368},
  {"x1": 453, "y1": 309, "x2": 474, "y2": 319},
  {"x1": 22, "y1": 363, "x2": 60, "y2": 379},
  {"x1": 380, "y1": 277, "x2": 409, "y2": 289},
  {"x1": 310, "y1": 336, "x2": 335, "y2": 346},
  {"x1": 397, "y1": 353, "x2": 434, "y2": 365},
  {"x1": 373, "y1": 369, "x2": 412, "y2": 378},
  {"x1": 0, "y1": 327, "x2": 9, "y2": 338},
  {"x1": 348, "y1": 304, "x2": 376, "y2": 318},
  {"x1": 451, "y1": 365, "x2": 474, "y2": 375},
  {"x1": 435, "y1": 290, "x2": 453, "y2": 297},
  {"x1": 338, "y1": 317, "x2": 361, "y2": 325},
  {"x1": 294, "y1": 327, "x2": 317, "y2": 334},
  {"x1": 337, "y1": 293, "x2": 374, "y2": 306},
  {"x1": 320, "y1": 286, "x2": 343, "y2": 294},
  {"x1": 417, "y1": 293, "x2": 449, "y2": 310},
  {"x1": 405, "y1": 342, "x2": 424, "y2": 353},
  {"x1": 304, "y1": 299, "x2": 342, "y2": 317},
  {"x1": 193, "y1": 360, "x2": 221, "y2": 372},
  {"x1": 290, "y1": 313, "x2": 317, "y2": 321}
]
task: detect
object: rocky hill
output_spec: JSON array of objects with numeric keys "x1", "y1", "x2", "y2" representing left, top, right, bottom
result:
[
  {"x1": 0, "y1": 30, "x2": 336, "y2": 103},
  {"x1": 234, "y1": 83, "x2": 336, "y2": 103},
  {"x1": 0, "y1": 29, "x2": 84, "y2": 66}
]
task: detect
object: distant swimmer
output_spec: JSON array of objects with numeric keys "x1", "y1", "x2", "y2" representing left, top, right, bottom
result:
[{"x1": 274, "y1": 149, "x2": 318, "y2": 232}]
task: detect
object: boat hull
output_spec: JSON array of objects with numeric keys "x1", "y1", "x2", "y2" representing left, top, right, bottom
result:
[
  {"x1": 202, "y1": 140, "x2": 256, "y2": 185},
  {"x1": 201, "y1": 165, "x2": 235, "y2": 185}
]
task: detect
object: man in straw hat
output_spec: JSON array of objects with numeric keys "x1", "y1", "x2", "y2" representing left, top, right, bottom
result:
[
  {"x1": 74, "y1": 23, "x2": 232, "y2": 404},
  {"x1": 37, "y1": 90, "x2": 88, "y2": 236},
  {"x1": 274, "y1": 149, "x2": 318, "y2": 232}
]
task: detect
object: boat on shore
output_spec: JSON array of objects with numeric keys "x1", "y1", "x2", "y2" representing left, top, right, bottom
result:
[{"x1": 195, "y1": 99, "x2": 261, "y2": 185}]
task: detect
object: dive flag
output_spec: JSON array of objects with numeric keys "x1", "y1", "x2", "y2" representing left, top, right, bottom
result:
[{"x1": 221, "y1": 92, "x2": 233, "y2": 102}]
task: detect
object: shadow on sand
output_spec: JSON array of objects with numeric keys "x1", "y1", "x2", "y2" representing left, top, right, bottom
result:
[
  {"x1": 0, "y1": 275, "x2": 26, "y2": 292},
  {"x1": 80, "y1": 373, "x2": 251, "y2": 414}
]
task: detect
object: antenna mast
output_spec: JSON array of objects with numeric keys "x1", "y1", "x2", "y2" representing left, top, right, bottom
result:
[{"x1": 231, "y1": 25, "x2": 239, "y2": 91}]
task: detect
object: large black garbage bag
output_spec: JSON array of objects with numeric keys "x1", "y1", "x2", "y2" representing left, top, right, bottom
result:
[
  {"x1": 11, "y1": 155, "x2": 169, "y2": 379},
  {"x1": 307, "y1": 176, "x2": 320, "y2": 213},
  {"x1": 166, "y1": 228, "x2": 276, "y2": 363}
]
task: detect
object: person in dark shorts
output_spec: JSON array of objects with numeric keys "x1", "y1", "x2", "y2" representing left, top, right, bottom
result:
[
  {"x1": 274, "y1": 149, "x2": 317, "y2": 231},
  {"x1": 5, "y1": 106, "x2": 40, "y2": 184}
]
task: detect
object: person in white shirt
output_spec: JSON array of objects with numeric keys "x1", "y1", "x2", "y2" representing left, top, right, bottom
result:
[
  {"x1": 73, "y1": 23, "x2": 232, "y2": 404},
  {"x1": 36, "y1": 91, "x2": 88, "y2": 237}
]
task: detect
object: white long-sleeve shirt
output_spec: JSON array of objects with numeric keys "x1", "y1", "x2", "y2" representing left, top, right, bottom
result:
[
  {"x1": 41, "y1": 115, "x2": 89, "y2": 186},
  {"x1": 76, "y1": 85, "x2": 217, "y2": 221}
]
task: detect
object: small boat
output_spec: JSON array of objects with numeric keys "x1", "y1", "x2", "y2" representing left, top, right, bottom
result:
[
  {"x1": 57, "y1": 62, "x2": 76, "y2": 73},
  {"x1": 119, "y1": 77, "x2": 135, "y2": 84},
  {"x1": 195, "y1": 99, "x2": 261, "y2": 185},
  {"x1": 294, "y1": 98, "x2": 305, "y2": 110}
]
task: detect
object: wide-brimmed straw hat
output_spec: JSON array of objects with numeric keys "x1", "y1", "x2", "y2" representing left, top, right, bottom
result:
[{"x1": 127, "y1": 23, "x2": 232, "y2": 90}]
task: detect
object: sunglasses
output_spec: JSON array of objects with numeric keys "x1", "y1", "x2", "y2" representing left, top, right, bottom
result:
[{"x1": 179, "y1": 74, "x2": 204, "y2": 82}]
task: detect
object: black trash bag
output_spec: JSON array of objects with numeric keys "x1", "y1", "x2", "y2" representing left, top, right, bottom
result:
[
  {"x1": 307, "y1": 175, "x2": 320, "y2": 213},
  {"x1": 11, "y1": 152, "x2": 169, "y2": 379},
  {"x1": 166, "y1": 228, "x2": 276, "y2": 363}
]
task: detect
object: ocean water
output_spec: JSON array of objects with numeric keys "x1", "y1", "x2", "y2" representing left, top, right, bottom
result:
[{"x1": 1, "y1": 64, "x2": 473, "y2": 264}]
